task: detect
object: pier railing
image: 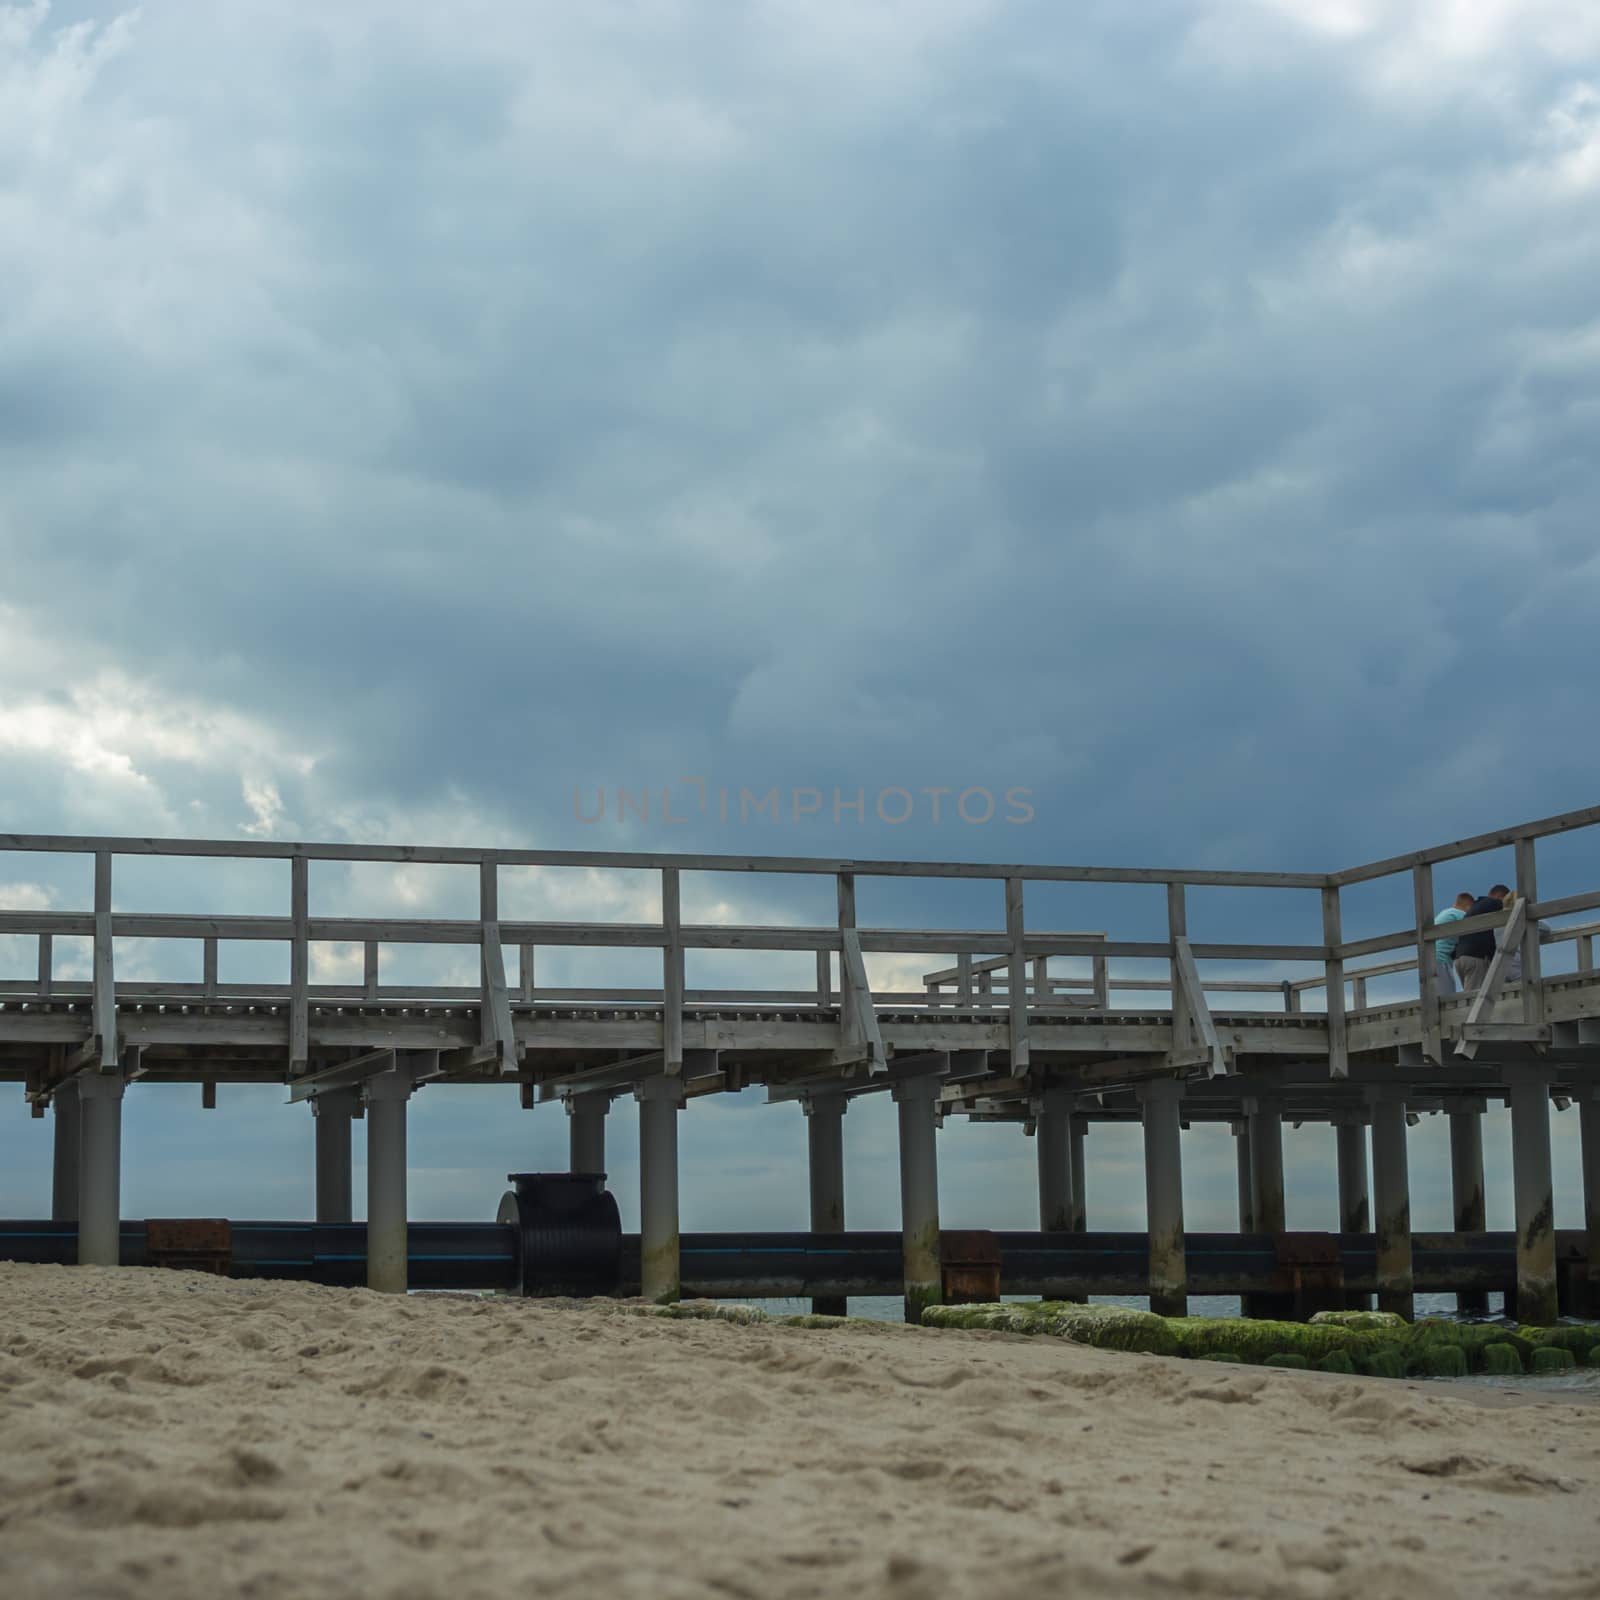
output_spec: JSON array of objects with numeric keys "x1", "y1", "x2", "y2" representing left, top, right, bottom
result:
[{"x1": 3, "y1": 801, "x2": 1600, "y2": 1082}]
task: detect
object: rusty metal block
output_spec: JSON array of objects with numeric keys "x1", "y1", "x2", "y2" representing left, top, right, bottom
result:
[
  {"x1": 940, "y1": 1229, "x2": 1001, "y2": 1305},
  {"x1": 145, "y1": 1218, "x2": 232, "y2": 1276},
  {"x1": 1274, "y1": 1232, "x2": 1344, "y2": 1319}
]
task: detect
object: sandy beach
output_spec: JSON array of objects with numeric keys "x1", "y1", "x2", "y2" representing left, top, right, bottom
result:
[{"x1": 2, "y1": 1264, "x2": 1597, "y2": 1600}]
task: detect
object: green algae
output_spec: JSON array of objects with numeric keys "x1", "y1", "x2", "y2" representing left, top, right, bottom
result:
[
  {"x1": 1309, "y1": 1310, "x2": 1406, "y2": 1331},
  {"x1": 1531, "y1": 1346, "x2": 1576, "y2": 1373},
  {"x1": 1355, "y1": 1348, "x2": 1406, "y2": 1380},
  {"x1": 1166, "y1": 1317, "x2": 1389, "y2": 1367},
  {"x1": 1522, "y1": 1326, "x2": 1594, "y2": 1362},
  {"x1": 1198, "y1": 1352, "x2": 1244, "y2": 1363},
  {"x1": 1588, "y1": 1347, "x2": 1600, "y2": 1368},
  {"x1": 1263, "y1": 1353, "x2": 1309, "y2": 1369},
  {"x1": 921, "y1": 1302, "x2": 1179, "y2": 1355},
  {"x1": 1405, "y1": 1320, "x2": 1532, "y2": 1371},
  {"x1": 1482, "y1": 1342, "x2": 1523, "y2": 1375},
  {"x1": 614, "y1": 1301, "x2": 889, "y2": 1332},
  {"x1": 1315, "y1": 1350, "x2": 1356, "y2": 1374},
  {"x1": 1406, "y1": 1344, "x2": 1468, "y2": 1379}
]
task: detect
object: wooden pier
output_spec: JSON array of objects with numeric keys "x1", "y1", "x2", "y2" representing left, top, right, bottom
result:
[{"x1": 4, "y1": 806, "x2": 1600, "y2": 1323}]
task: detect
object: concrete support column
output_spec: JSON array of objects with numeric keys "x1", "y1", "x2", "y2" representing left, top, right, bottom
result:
[
  {"x1": 1067, "y1": 1113, "x2": 1088, "y2": 1231},
  {"x1": 1448, "y1": 1103, "x2": 1489, "y2": 1316},
  {"x1": 1507, "y1": 1072, "x2": 1557, "y2": 1326},
  {"x1": 1138, "y1": 1078, "x2": 1187, "y2": 1317},
  {"x1": 805, "y1": 1093, "x2": 847, "y2": 1316},
  {"x1": 893, "y1": 1075, "x2": 942, "y2": 1326},
  {"x1": 77, "y1": 1072, "x2": 125, "y2": 1267},
  {"x1": 52, "y1": 1078, "x2": 81, "y2": 1223},
  {"x1": 313, "y1": 1089, "x2": 357, "y2": 1225},
  {"x1": 1335, "y1": 1116, "x2": 1371, "y2": 1235},
  {"x1": 568, "y1": 1096, "x2": 608, "y2": 1177},
  {"x1": 1232, "y1": 1120, "x2": 1253, "y2": 1232},
  {"x1": 1036, "y1": 1087, "x2": 1072, "y2": 1233},
  {"x1": 1248, "y1": 1097, "x2": 1286, "y2": 1236},
  {"x1": 1580, "y1": 1090, "x2": 1600, "y2": 1319},
  {"x1": 364, "y1": 1068, "x2": 413, "y2": 1294},
  {"x1": 1333, "y1": 1112, "x2": 1372, "y2": 1311},
  {"x1": 1368, "y1": 1090, "x2": 1414, "y2": 1321},
  {"x1": 637, "y1": 1077, "x2": 684, "y2": 1305}
]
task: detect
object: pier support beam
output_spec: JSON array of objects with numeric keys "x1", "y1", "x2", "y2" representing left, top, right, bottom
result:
[
  {"x1": 1581, "y1": 1090, "x2": 1600, "y2": 1318},
  {"x1": 1067, "y1": 1112, "x2": 1087, "y2": 1232},
  {"x1": 1368, "y1": 1091, "x2": 1414, "y2": 1321},
  {"x1": 638, "y1": 1077, "x2": 684, "y2": 1305},
  {"x1": 1139, "y1": 1078, "x2": 1187, "y2": 1317},
  {"x1": 1448, "y1": 1103, "x2": 1489, "y2": 1316},
  {"x1": 568, "y1": 1096, "x2": 608, "y2": 1177},
  {"x1": 364, "y1": 1068, "x2": 412, "y2": 1294},
  {"x1": 1335, "y1": 1115, "x2": 1370, "y2": 1233},
  {"x1": 1248, "y1": 1098, "x2": 1286, "y2": 1236},
  {"x1": 1232, "y1": 1119, "x2": 1253, "y2": 1232},
  {"x1": 51, "y1": 1078, "x2": 80, "y2": 1223},
  {"x1": 893, "y1": 1075, "x2": 942, "y2": 1326},
  {"x1": 1507, "y1": 1072, "x2": 1557, "y2": 1327},
  {"x1": 1036, "y1": 1087, "x2": 1072, "y2": 1233},
  {"x1": 77, "y1": 1072, "x2": 125, "y2": 1267},
  {"x1": 313, "y1": 1089, "x2": 357, "y2": 1225},
  {"x1": 1334, "y1": 1112, "x2": 1372, "y2": 1311},
  {"x1": 806, "y1": 1093, "x2": 847, "y2": 1316}
]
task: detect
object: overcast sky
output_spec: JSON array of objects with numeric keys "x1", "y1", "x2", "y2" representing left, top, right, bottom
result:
[{"x1": 3, "y1": 0, "x2": 1598, "y2": 1255}]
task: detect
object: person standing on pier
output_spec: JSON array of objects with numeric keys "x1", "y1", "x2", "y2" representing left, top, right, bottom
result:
[
  {"x1": 1453, "y1": 885, "x2": 1510, "y2": 991},
  {"x1": 1433, "y1": 891, "x2": 1474, "y2": 993}
]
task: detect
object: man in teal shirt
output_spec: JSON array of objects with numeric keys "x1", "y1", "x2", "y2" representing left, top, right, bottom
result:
[{"x1": 1433, "y1": 892, "x2": 1474, "y2": 992}]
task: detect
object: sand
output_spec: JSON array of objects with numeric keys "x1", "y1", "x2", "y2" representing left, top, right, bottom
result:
[{"x1": 2, "y1": 1264, "x2": 1597, "y2": 1600}]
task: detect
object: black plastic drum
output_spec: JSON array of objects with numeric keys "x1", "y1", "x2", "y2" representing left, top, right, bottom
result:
[{"x1": 497, "y1": 1172, "x2": 622, "y2": 1297}]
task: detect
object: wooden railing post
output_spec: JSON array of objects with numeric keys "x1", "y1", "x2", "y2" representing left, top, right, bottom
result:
[
  {"x1": 92, "y1": 851, "x2": 117, "y2": 1070},
  {"x1": 1413, "y1": 861, "x2": 1440, "y2": 1063},
  {"x1": 1515, "y1": 837, "x2": 1543, "y2": 1026},
  {"x1": 1005, "y1": 877, "x2": 1028, "y2": 1068},
  {"x1": 289, "y1": 856, "x2": 309, "y2": 1071},
  {"x1": 1322, "y1": 884, "x2": 1347, "y2": 1079},
  {"x1": 661, "y1": 866, "x2": 684, "y2": 1073},
  {"x1": 478, "y1": 857, "x2": 516, "y2": 1073},
  {"x1": 1167, "y1": 883, "x2": 1189, "y2": 1052},
  {"x1": 37, "y1": 933, "x2": 52, "y2": 1000},
  {"x1": 837, "y1": 873, "x2": 857, "y2": 1041}
]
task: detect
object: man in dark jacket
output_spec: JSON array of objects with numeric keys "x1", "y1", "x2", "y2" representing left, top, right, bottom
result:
[{"x1": 1454, "y1": 886, "x2": 1511, "y2": 991}]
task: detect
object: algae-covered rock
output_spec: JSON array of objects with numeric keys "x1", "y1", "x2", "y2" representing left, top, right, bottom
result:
[
  {"x1": 1482, "y1": 1342, "x2": 1523, "y2": 1375},
  {"x1": 922, "y1": 1304, "x2": 1038, "y2": 1334},
  {"x1": 1355, "y1": 1348, "x2": 1406, "y2": 1380},
  {"x1": 1167, "y1": 1317, "x2": 1390, "y2": 1367},
  {"x1": 1316, "y1": 1350, "x2": 1356, "y2": 1374},
  {"x1": 1264, "y1": 1352, "x2": 1309, "y2": 1369},
  {"x1": 1198, "y1": 1352, "x2": 1244, "y2": 1364},
  {"x1": 1588, "y1": 1346, "x2": 1600, "y2": 1369},
  {"x1": 1531, "y1": 1346, "x2": 1576, "y2": 1373},
  {"x1": 1407, "y1": 1344, "x2": 1468, "y2": 1379},
  {"x1": 1524, "y1": 1326, "x2": 1594, "y2": 1361},
  {"x1": 1309, "y1": 1310, "x2": 1407, "y2": 1331},
  {"x1": 1405, "y1": 1320, "x2": 1532, "y2": 1372},
  {"x1": 921, "y1": 1301, "x2": 1179, "y2": 1355}
]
